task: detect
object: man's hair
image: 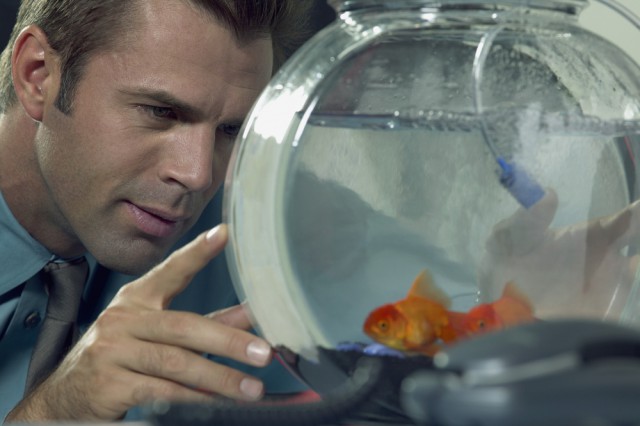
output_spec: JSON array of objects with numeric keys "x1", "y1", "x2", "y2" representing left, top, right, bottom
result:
[{"x1": 0, "y1": 0, "x2": 312, "y2": 114}]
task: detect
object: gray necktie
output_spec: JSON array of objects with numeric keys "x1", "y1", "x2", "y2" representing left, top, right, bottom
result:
[{"x1": 24, "y1": 257, "x2": 89, "y2": 394}]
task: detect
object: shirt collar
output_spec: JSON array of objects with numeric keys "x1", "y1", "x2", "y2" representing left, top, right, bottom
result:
[{"x1": 0, "y1": 191, "x2": 52, "y2": 293}]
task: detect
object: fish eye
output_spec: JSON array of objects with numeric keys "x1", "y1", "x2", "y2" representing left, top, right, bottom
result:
[
  {"x1": 379, "y1": 321, "x2": 388, "y2": 330},
  {"x1": 478, "y1": 320, "x2": 485, "y2": 329}
]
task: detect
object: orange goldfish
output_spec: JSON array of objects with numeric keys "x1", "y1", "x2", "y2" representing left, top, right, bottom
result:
[
  {"x1": 362, "y1": 269, "x2": 458, "y2": 356},
  {"x1": 363, "y1": 269, "x2": 536, "y2": 357},
  {"x1": 450, "y1": 281, "x2": 535, "y2": 337}
]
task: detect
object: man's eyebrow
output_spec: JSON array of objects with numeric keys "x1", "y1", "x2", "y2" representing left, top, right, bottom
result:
[{"x1": 121, "y1": 88, "x2": 203, "y2": 120}]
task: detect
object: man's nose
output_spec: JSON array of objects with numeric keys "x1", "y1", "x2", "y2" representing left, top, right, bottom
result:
[{"x1": 159, "y1": 126, "x2": 215, "y2": 192}]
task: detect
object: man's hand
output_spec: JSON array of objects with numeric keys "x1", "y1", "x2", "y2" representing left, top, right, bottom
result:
[
  {"x1": 7, "y1": 224, "x2": 273, "y2": 422},
  {"x1": 479, "y1": 190, "x2": 640, "y2": 319}
]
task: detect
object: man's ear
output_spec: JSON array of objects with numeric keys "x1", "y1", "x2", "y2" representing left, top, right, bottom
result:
[{"x1": 11, "y1": 24, "x2": 60, "y2": 122}]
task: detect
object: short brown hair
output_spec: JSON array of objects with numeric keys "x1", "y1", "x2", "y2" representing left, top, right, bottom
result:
[{"x1": 0, "y1": 0, "x2": 311, "y2": 113}]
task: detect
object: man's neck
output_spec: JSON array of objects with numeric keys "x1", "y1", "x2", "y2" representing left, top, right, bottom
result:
[{"x1": 0, "y1": 107, "x2": 84, "y2": 258}]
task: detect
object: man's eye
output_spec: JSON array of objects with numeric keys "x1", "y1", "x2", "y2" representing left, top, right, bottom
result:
[
  {"x1": 142, "y1": 105, "x2": 177, "y2": 120},
  {"x1": 218, "y1": 123, "x2": 242, "y2": 138}
]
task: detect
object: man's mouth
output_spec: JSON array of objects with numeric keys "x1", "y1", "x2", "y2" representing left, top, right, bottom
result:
[{"x1": 125, "y1": 201, "x2": 186, "y2": 238}]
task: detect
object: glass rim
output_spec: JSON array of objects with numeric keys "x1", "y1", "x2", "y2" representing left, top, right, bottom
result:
[{"x1": 329, "y1": 0, "x2": 589, "y2": 14}]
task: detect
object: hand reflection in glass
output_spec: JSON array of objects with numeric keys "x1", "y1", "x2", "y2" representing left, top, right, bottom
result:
[{"x1": 478, "y1": 189, "x2": 640, "y2": 319}]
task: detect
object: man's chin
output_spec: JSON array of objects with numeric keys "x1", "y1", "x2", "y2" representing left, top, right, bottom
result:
[
  {"x1": 91, "y1": 243, "x2": 169, "y2": 276},
  {"x1": 100, "y1": 256, "x2": 163, "y2": 276}
]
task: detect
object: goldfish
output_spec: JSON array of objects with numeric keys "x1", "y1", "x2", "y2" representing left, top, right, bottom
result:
[
  {"x1": 449, "y1": 281, "x2": 535, "y2": 337},
  {"x1": 363, "y1": 269, "x2": 536, "y2": 357},
  {"x1": 362, "y1": 269, "x2": 458, "y2": 356}
]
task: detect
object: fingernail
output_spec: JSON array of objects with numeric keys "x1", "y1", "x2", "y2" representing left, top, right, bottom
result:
[
  {"x1": 240, "y1": 378, "x2": 264, "y2": 400},
  {"x1": 206, "y1": 224, "x2": 225, "y2": 242},
  {"x1": 246, "y1": 340, "x2": 271, "y2": 364}
]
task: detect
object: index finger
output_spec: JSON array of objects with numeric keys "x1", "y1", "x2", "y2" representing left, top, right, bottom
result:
[{"x1": 124, "y1": 224, "x2": 228, "y2": 309}]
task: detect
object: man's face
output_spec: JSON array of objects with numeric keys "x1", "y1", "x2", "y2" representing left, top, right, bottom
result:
[{"x1": 35, "y1": 1, "x2": 273, "y2": 274}]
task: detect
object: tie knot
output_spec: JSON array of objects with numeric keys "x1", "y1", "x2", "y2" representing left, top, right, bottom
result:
[
  {"x1": 43, "y1": 257, "x2": 87, "y2": 273},
  {"x1": 42, "y1": 257, "x2": 89, "y2": 322}
]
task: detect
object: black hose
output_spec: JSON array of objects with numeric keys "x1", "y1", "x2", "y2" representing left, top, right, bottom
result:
[{"x1": 146, "y1": 357, "x2": 385, "y2": 426}]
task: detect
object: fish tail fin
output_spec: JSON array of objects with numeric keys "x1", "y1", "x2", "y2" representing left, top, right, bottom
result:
[
  {"x1": 502, "y1": 281, "x2": 534, "y2": 312},
  {"x1": 494, "y1": 281, "x2": 536, "y2": 324},
  {"x1": 409, "y1": 269, "x2": 451, "y2": 308}
]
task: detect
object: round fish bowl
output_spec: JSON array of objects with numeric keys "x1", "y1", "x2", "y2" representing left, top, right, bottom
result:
[{"x1": 223, "y1": 0, "x2": 640, "y2": 421}]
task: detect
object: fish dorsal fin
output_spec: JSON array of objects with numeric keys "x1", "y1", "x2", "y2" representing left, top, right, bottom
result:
[
  {"x1": 502, "y1": 281, "x2": 534, "y2": 312},
  {"x1": 408, "y1": 269, "x2": 451, "y2": 308}
]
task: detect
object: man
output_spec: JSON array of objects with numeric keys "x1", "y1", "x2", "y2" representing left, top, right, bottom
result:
[
  {"x1": 3, "y1": 0, "x2": 640, "y2": 422},
  {"x1": 0, "y1": 0, "x2": 311, "y2": 422}
]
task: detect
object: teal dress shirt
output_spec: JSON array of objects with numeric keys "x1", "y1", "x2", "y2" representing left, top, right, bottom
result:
[{"x1": 0, "y1": 190, "x2": 306, "y2": 422}]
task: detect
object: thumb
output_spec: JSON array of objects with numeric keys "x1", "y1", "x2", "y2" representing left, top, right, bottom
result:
[{"x1": 121, "y1": 224, "x2": 228, "y2": 309}]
